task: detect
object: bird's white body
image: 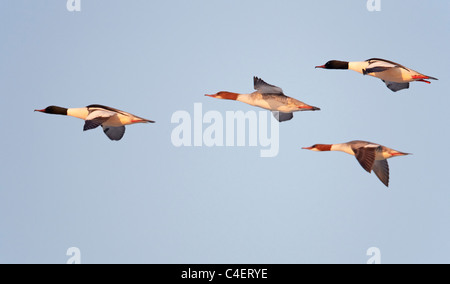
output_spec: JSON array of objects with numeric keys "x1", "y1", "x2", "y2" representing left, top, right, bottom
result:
[
  {"x1": 80, "y1": 106, "x2": 148, "y2": 127},
  {"x1": 317, "y1": 58, "x2": 438, "y2": 92},
  {"x1": 348, "y1": 61, "x2": 423, "y2": 83},
  {"x1": 36, "y1": 104, "x2": 154, "y2": 141}
]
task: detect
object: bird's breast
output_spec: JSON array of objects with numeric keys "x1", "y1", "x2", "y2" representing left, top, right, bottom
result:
[{"x1": 369, "y1": 68, "x2": 413, "y2": 83}]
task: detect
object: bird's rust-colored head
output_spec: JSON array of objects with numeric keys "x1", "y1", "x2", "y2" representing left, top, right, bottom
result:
[
  {"x1": 302, "y1": 144, "x2": 332, "y2": 152},
  {"x1": 205, "y1": 91, "x2": 240, "y2": 101}
]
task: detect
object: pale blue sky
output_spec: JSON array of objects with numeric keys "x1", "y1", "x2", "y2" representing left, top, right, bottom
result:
[{"x1": 0, "y1": 0, "x2": 449, "y2": 264}]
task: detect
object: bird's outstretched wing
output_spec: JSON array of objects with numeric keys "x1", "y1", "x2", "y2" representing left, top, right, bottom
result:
[
  {"x1": 272, "y1": 111, "x2": 293, "y2": 122},
  {"x1": 365, "y1": 58, "x2": 410, "y2": 74},
  {"x1": 87, "y1": 104, "x2": 154, "y2": 123},
  {"x1": 254, "y1": 77, "x2": 284, "y2": 95},
  {"x1": 353, "y1": 145, "x2": 381, "y2": 173},
  {"x1": 382, "y1": 80, "x2": 410, "y2": 92},
  {"x1": 372, "y1": 159, "x2": 390, "y2": 187},
  {"x1": 102, "y1": 125, "x2": 126, "y2": 141},
  {"x1": 83, "y1": 110, "x2": 115, "y2": 131}
]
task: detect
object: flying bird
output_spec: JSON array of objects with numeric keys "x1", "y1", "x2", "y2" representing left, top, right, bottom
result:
[
  {"x1": 302, "y1": 140, "x2": 410, "y2": 187},
  {"x1": 35, "y1": 104, "x2": 154, "y2": 141},
  {"x1": 205, "y1": 77, "x2": 320, "y2": 122},
  {"x1": 316, "y1": 58, "x2": 438, "y2": 92}
]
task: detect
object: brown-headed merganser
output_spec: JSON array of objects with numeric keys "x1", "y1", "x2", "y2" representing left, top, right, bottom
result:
[
  {"x1": 302, "y1": 140, "x2": 410, "y2": 187},
  {"x1": 205, "y1": 77, "x2": 320, "y2": 122}
]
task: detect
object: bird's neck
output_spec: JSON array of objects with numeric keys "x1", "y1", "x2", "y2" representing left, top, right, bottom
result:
[
  {"x1": 67, "y1": 108, "x2": 89, "y2": 120},
  {"x1": 331, "y1": 143, "x2": 355, "y2": 155},
  {"x1": 348, "y1": 61, "x2": 369, "y2": 74}
]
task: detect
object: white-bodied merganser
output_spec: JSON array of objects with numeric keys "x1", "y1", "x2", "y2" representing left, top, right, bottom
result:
[
  {"x1": 302, "y1": 140, "x2": 410, "y2": 187},
  {"x1": 316, "y1": 58, "x2": 438, "y2": 92},
  {"x1": 35, "y1": 104, "x2": 155, "y2": 141},
  {"x1": 205, "y1": 77, "x2": 320, "y2": 122}
]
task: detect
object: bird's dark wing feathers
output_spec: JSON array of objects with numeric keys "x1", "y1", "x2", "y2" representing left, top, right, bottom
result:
[
  {"x1": 372, "y1": 160, "x2": 390, "y2": 187},
  {"x1": 272, "y1": 111, "x2": 293, "y2": 122},
  {"x1": 353, "y1": 146, "x2": 380, "y2": 173},
  {"x1": 253, "y1": 77, "x2": 284, "y2": 94},
  {"x1": 102, "y1": 125, "x2": 126, "y2": 141},
  {"x1": 83, "y1": 117, "x2": 110, "y2": 131},
  {"x1": 382, "y1": 80, "x2": 410, "y2": 92}
]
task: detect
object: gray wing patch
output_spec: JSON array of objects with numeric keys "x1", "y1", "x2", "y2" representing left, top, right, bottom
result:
[
  {"x1": 83, "y1": 117, "x2": 110, "y2": 131},
  {"x1": 373, "y1": 160, "x2": 390, "y2": 187},
  {"x1": 102, "y1": 125, "x2": 126, "y2": 141},
  {"x1": 272, "y1": 111, "x2": 293, "y2": 122},
  {"x1": 383, "y1": 80, "x2": 410, "y2": 92},
  {"x1": 353, "y1": 147, "x2": 378, "y2": 173},
  {"x1": 254, "y1": 77, "x2": 284, "y2": 94}
]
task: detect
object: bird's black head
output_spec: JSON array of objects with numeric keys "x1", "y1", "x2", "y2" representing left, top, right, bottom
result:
[
  {"x1": 35, "y1": 106, "x2": 68, "y2": 115},
  {"x1": 316, "y1": 60, "x2": 349, "y2": 70}
]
